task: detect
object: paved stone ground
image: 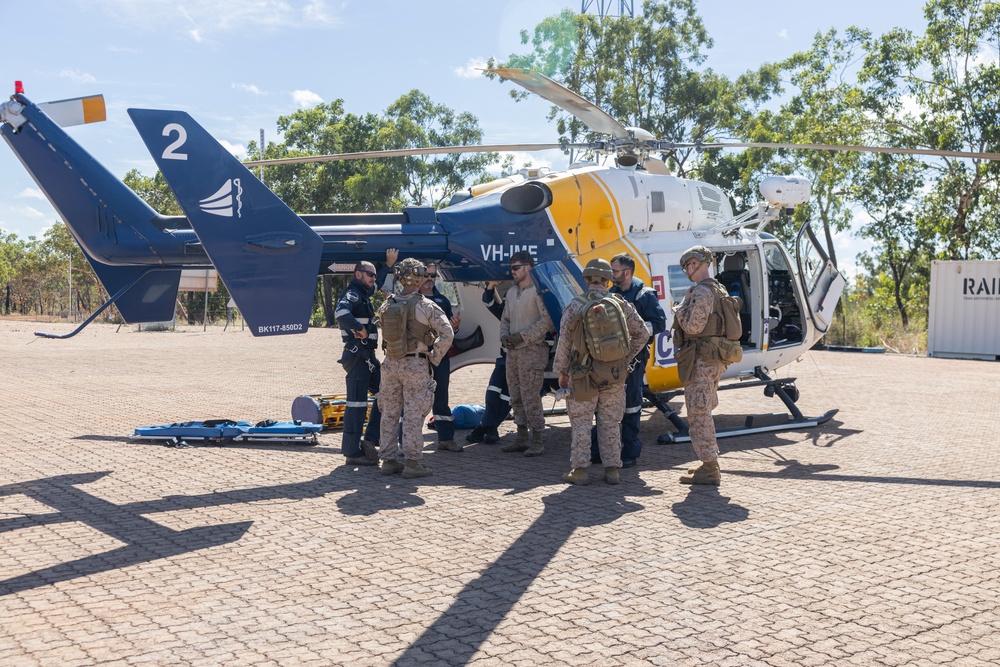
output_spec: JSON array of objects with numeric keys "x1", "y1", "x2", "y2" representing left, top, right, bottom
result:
[{"x1": 1, "y1": 319, "x2": 998, "y2": 666}]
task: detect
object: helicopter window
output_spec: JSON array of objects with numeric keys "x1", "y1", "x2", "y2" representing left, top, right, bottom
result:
[
  {"x1": 764, "y1": 243, "x2": 791, "y2": 272},
  {"x1": 435, "y1": 276, "x2": 460, "y2": 311},
  {"x1": 666, "y1": 265, "x2": 699, "y2": 305},
  {"x1": 650, "y1": 191, "x2": 665, "y2": 213}
]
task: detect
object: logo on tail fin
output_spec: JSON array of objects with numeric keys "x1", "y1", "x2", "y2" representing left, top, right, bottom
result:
[{"x1": 199, "y1": 179, "x2": 243, "y2": 218}]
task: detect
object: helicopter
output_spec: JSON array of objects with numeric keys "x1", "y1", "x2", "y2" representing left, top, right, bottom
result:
[{"x1": 4, "y1": 71, "x2": 995, "y2": 440}]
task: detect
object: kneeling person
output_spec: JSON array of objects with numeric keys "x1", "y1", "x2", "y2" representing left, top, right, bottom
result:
[
  {"x1": 375, "y1": 258, "x2": 454, "y2": 479},
  {"x1": 553, "y1": 259, "x2": 650, "y2": 485}
]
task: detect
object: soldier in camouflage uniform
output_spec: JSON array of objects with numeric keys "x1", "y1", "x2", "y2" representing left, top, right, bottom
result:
[
  {"x1": 672, "y1": 245, "x2": 725, "y2": 485},
  {"x1": 375, "y1": 258, "x2": 454, "y2": 479},
  {"x1": 499, "y1": 251, "x2": 555, "y2": 457},
  {"x1": 553, "y1": 259, "x2": 650, "y2": 485}
]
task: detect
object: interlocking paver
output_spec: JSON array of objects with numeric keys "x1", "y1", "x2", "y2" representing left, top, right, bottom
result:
[{"x1": 2, "y1": 320, "x2": 1000, "y2": 665}]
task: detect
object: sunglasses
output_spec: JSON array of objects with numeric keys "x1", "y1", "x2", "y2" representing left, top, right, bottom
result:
[
  {"x1": 359, "y1": 270, "x2": 376, "y2": 277},
  {"x1": 510, "y1": 264, "x2": 527, "y2": 272},
  {"x1": 425, "y1": 273, "x2": 438, "y2": 278}
]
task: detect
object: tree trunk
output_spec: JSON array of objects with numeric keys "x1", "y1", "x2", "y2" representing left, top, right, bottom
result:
[{"x1": 321, "y1": 276, "x2": 335, "y2": 327}]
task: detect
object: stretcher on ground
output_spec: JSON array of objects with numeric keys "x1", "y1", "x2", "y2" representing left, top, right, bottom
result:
[{"x1": 131, "y1": 419, "x2": 322, "y2": 446}]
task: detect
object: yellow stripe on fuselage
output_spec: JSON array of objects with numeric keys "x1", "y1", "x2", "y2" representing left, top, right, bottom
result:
[{"x1": 545, "y1": 168, "x2": 679, "y2": 392}]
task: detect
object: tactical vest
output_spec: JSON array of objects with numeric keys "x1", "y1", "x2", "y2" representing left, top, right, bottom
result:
[
  {"x1": 688, "y1": 279, "x2": 743, "y2": 342},
  {"x1": 378, "y1": 293, "x2": 433, "y2": 359},
  {"x1": 672, "y1": 280, "x2": 743, "y2": 385}
]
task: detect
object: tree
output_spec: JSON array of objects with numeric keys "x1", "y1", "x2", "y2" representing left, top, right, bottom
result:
[
  {"x1": 852, "y1": 153, "x2": 931, "y2": 326},
  {"x1": 384, "y1": 90, "x2": 498, "y2": 208},
  {"x1": 488, "y1": 0, "x2": 781, "y2": 178},
  {"x1": 123, "y1": 169, "x2": 183, "y2": 215},
  {"x1": 860, "y1": 0, "x2": 1000, "y2": 260}
]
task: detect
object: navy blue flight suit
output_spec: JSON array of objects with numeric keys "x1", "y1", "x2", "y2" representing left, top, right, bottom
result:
[
  {"x1": 592, "y1": 276, "x2": 667, "y2": 465},
  {"x1": 335, "y1": 277, "x2": 382, "y2": 458},
  {"x1": 479, "y1": 286, "x2": 511, "y2": 437},
  {"x1": 426, "y1": 285, "x2": 456, "y2": 443}
]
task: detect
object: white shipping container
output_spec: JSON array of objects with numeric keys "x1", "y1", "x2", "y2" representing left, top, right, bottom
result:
[{"x1": 928, "y1": 260, "x2": 1000, "y2": 360}]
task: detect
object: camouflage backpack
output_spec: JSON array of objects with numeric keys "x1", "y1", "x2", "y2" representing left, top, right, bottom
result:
[{"x1": 570, "y1": 291, "x2": 632, "y2": 391}]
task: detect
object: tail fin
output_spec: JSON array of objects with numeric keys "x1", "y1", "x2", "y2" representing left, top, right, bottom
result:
[{"x1": 128, "y1": 108, "x2": 323, "y2": 336}]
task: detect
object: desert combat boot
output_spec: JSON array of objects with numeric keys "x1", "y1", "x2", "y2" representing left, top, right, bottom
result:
[
  {"x1": 562, "y1": 467, "x2": 590, "y2": 485},
  {"x1": 524, "y1": 430, "x2": 544, "y2": 457},
  {"x1": 402, "y1": 459, "x2": 433, "y2": 479},
  {"x1": 380, "y1": 459, "x2": 405, "y2": 476},
  {"x1": 603, "y1": 466, "x2": 620, "y2": 485},
  {"x1": 501, "y1": 425, "x2": 530, "y2": 453},
  {"x1": 680, "y1": 460, "x2": 721, "y2": 485}
]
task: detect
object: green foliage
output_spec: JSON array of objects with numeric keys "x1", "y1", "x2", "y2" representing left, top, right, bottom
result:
[
  {"x1": 859, "y1": 0, "x2": 1000, "y2": 261},
  {"x1": 255, "y1": 91, "x2": 498, "y2": 214},
  {"x1": 123, "y1": 169, "x2": 183, "y2": 215},
  {"x1": 488, "y1": 0, "x2": 781, "y2": 177}
]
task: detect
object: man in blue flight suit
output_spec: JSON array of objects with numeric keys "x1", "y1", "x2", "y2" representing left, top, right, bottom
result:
[
  {"x1": 591, "y1": 252, "x2": 667, "y2": 468},
  {"x1": 335, "y1": 261, "x2": 382, "y2": 466},
  {"x1": 466, "y1": 281, "x2": 510, "y2": 445},
  {"x1": 419, "y1": 262, "x2": 464, "y2": 452}
]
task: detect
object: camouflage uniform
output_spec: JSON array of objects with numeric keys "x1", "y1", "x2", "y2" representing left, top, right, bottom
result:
[
  {"x1": 499, "y1": 283, "x2": 554, "y2": 436},
  {"x1": 553, "y1": 285, "x2": 650, "y2": 470},
  {"x1": 673, "y1": 283, "x2": 724, "y2": 461},
  {"x1": 376, "y1": 294, "x2": 454, "y2": 464}
]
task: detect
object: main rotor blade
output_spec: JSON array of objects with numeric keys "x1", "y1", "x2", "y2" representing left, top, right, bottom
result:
[
  {"x1": 244, "y1": 143, "x2": 564, "y2": 167},
  {"x1": 706, "y1": 141, "x2": 1000, "y2": 162},
  {"x1": 488, "y1": 68, "x2": 631, "y2": 140}
]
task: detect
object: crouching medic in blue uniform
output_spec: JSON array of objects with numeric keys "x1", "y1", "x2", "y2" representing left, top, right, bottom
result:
[{"x1": 335, "y1": 261, "x2": 383, "y2": 466}]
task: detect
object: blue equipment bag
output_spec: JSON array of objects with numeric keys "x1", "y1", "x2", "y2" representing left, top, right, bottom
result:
[{"x1": 451, "y1": 404, "x2": 485, "y2": 429}]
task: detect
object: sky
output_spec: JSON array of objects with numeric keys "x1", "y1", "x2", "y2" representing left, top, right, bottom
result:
[{"x1": 0, "y1": 0, "x2": 936, "y2": 275}]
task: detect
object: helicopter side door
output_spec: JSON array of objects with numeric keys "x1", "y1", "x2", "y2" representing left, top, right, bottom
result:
[{"x1": 794, "y1": 222, "x2": 846, "y2": 334}]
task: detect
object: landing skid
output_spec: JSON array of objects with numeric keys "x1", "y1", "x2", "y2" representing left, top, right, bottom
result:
[{"x1": 652, "y1": 367, "x2": 839, "y2": 444}]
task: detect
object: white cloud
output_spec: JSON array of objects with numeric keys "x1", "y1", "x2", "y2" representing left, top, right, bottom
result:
[
  {"x1": 233, "y1": 83, "x2": 265, "y2": 95},
  {"x1": 219, "y1": 139, "x2": 247, "y2": 158},
  {"x1": 777, "y1": 29, "x2": 788, "y2": 40},
  {"x1": 491, "y1": 151, "x2": 555, "y2": 173},
  {"x1": 13, "y1": 206, "x2": 46, "y2": 219},
  {"x1": 59, "y1": 69, "x2": 97, "y2": 84},
  {"x1": 89, "y1": 0, "x2": 343, "y2": 38},
  {"x1": 17, "y1": 188, "x2": 46, "y2": 201},
  {"x1": 292, "y1": 89, "x2": 323, "y2": 108},
  {"x1": 454, "y1": 57, "x2": 490, "y2": 79}
]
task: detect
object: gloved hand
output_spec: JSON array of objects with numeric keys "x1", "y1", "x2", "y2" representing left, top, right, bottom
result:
[{"x1": 501, "y1": 332, "x2": 523, "y2": 349}]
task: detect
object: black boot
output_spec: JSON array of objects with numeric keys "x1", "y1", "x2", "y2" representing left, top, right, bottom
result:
[{"x1": 465, "y1": 425, "x2": 485, "y2": 443}]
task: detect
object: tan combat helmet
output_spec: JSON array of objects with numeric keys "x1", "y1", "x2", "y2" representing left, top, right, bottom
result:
[
  {"x1": 581, "y1": 258, "x2": 614, "y2": 281},
  {"x1": 394, "y1": 257, "x2": 426, "y2": 287},
  {"x1": 679, "y1": 245, "x2": 713, "y2": 268}
]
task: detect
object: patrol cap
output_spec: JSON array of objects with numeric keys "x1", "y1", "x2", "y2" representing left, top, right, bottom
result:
[
  {"x1": 680, "y1": 245, "x2": 713, "y2": 268},
  {"x1": 394, "y1": 257, "x2": 426, "y2": 286},
  {"x1": 582, "y1": 258, "x2": 613, "y2": 281}
]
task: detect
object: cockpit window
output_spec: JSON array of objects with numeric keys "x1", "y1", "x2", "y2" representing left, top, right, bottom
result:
[
  {"x1": 764, "y1": 243, "x2": 790, "y2": 272},
  {"x1": 666, "y1": 264, "x2": 700, "y2": 305}
]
